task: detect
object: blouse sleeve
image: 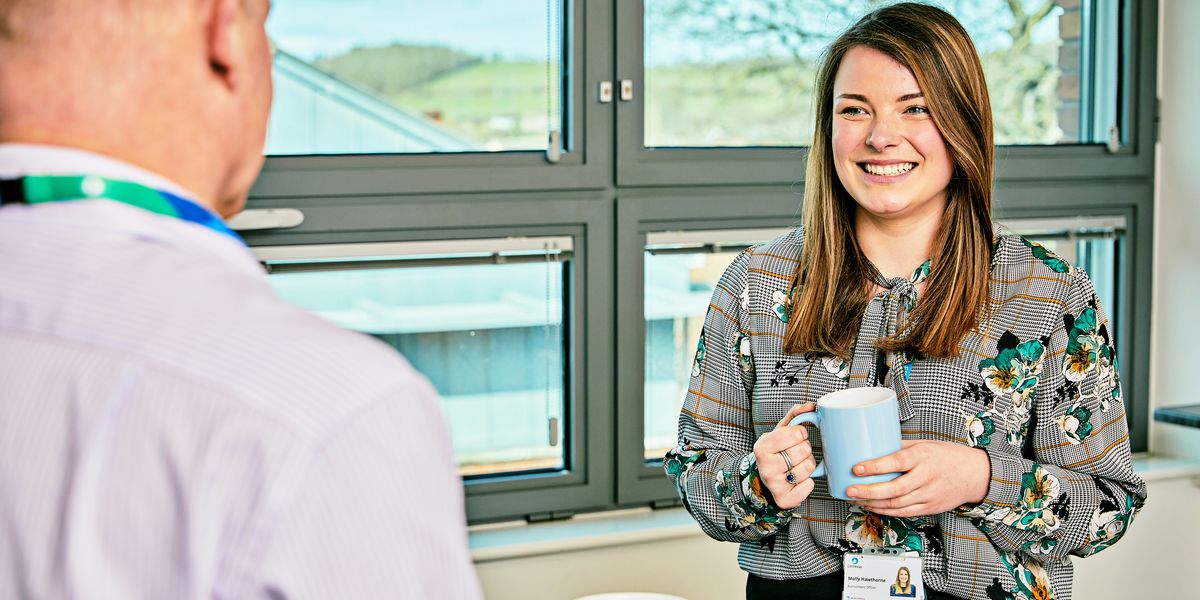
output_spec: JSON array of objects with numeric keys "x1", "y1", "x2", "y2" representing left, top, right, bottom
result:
[
  {"x1": 957, "y1": 267, "x2": 1146, "y2": 561},
  {"x1": 663, "y1": 248, "x2": 795, "y2": 543}
]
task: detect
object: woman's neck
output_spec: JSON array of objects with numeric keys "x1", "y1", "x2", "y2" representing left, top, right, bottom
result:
[{"x1": 855, "y1": 205, "x2": 943, "y2": 280}]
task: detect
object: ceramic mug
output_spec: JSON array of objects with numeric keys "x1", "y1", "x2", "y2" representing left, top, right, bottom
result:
[{"x1": 787, "y1": 386, "x2": 903, "y2": 500}]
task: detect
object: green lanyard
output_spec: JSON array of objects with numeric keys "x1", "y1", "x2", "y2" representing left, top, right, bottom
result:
[{"x1": 0, "y1": 175, "x2": 243, "y2": 243}]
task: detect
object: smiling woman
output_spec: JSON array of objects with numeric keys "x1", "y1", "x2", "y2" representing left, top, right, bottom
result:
[{"x1": 663, "y1": 4, "x2": 1145, "y2": 600}]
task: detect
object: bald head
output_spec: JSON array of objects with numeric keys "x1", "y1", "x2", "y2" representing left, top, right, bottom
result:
[{"x1": 0, "y1": 0, "x2": 274, "y2": 217}]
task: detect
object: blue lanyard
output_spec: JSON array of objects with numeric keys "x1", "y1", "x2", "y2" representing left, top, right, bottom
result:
[{"x1": 0, "y1": 175, "x2": 244, "y2": 244}]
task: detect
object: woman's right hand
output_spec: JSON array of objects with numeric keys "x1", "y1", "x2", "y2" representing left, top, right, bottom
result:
[{"x1": 752, "y1": 402, "x2": 819, "y2": 510}]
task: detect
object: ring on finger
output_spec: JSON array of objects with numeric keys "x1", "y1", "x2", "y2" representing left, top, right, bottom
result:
[{"x1": 778, "y1": 451, "x2": 798, "y2": 485}]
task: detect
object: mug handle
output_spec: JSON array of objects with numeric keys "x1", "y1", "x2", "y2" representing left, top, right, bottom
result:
[{"x1": 787, "y1": 412, "x2": 826, "y2": 478}]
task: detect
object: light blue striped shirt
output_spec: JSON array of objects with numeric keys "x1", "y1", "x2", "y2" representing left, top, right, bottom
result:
[{"x1": 0, "y1": 144, "x2": 482, "y2": 599}]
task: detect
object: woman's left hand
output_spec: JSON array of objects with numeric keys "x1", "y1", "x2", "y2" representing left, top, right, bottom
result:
[{"x1": 845, "y1": 440, "x2": 991, "y2": 517}]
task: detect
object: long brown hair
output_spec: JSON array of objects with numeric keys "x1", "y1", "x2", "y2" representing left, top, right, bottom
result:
[{"x1": 784, "y1": 2, "x2": 994, "y2": 359}]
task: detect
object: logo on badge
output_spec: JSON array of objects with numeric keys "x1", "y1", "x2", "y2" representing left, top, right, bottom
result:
[{"x1": 850, "y1": 556, "x2": 860, "y2": 565}]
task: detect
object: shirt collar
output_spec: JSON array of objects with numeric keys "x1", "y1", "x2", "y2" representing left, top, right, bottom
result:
[
  {"x1": 0, "y1": 143, "x2": 262, "y2": 277},
  {"x1": 0, "y1": 143, "x2": 200, "y2": 200}
]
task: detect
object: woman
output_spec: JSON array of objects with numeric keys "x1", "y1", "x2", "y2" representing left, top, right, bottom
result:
[
  {"x1": 663, "y1": 4, "x2": 1145, "y2": 600},
  {"x1": 891, "y1": 566, "x2": 916, "y2": 597}
]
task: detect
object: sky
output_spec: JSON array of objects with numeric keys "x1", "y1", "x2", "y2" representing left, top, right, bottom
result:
[
  {"x1": 267, "y1": 0, "x2": 1063, "y2": 65},
  {"x1": 267, "y1": 0, "x2": 556, "y2": 62}
]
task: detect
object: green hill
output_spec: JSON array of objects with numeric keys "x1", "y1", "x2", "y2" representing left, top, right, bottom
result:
[{"x1": 314, "y1": 43, "x2": 479, "y2": 95}]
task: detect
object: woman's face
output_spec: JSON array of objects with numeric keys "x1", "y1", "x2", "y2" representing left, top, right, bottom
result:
[
  {"x1": 831, "y1": 46, "x2": 954, "y2": 226},
  {"x1": 899, "y1": 569, "x2": 910, "y2": 586}
]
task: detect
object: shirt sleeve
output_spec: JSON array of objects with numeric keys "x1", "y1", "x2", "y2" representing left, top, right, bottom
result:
[
  {"x1": 663, "y1": 249, "x2": 796, "y2": 543},
  {"x1": 254, "y1": 378, "x2": 483, "y2": 600},
  {"x1": 957, "y1": 267, "x2": 1146, "y2": 561}
]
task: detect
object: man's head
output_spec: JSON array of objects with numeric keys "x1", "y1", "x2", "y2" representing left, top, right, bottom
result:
[{"x1": 0, "y1": 0, "x2": 273, "y2": 217}]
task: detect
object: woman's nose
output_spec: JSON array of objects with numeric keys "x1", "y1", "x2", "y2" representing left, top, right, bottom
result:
[{"x1": 866, "y1": 117, "x2": 902, "y2": 151}]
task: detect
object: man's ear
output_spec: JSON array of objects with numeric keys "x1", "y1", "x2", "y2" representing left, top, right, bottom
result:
[{"x1": 205, "y1": 0, "x2": 243, "y2": 90}]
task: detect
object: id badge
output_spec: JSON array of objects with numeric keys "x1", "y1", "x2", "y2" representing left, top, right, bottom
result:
[{"x1": 842, "y1": 548, "x2": 923, "y2": 600}]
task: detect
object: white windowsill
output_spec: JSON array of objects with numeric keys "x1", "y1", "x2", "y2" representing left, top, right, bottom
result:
[{"x1": 468, "y1": 454, "x2": 1200, "y2": 563}]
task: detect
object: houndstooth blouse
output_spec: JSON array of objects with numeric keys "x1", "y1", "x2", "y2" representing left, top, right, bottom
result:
[{"x1": 664, "y1": 227, "x2": 1146, "y2": 600}]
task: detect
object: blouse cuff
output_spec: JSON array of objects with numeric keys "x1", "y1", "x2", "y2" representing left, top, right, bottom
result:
[
  {"x1": 714, "y1": 453, "x2": 793, "y2": 535},
  {"x1": 956, "y1": 445, "x2": 1027, "y2": 517}
]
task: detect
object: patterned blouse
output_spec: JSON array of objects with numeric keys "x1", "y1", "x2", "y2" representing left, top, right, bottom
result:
[{"x1": 664, "y1": 228, "x2": 1146, "y2": 600}]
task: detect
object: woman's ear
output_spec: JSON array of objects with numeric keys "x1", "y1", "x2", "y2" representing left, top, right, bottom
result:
[{"x1": 205, "y1": 0, "x2": 242, "y2": 89}]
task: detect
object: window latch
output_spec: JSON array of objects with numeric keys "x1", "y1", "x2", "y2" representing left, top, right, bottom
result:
[{"x1": 1106, "y1": 124, "x2": 1121, "y2": 154}]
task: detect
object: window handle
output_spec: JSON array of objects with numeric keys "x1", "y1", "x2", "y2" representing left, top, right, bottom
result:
[
  {"x1": 227, "y1": 208, "x2": 305, "y2": 231},
  {"x1": 597, "y1": 81, "x2": 613, "y2": 103},
  {"x1": 619, "y1": 79, "x2": 634, "y2": 102}
]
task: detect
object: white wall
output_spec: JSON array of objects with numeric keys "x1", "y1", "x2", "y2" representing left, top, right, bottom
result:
[
  {"x1": 476, "y1": 3, "x2": 1200, "y2": 598},
  {"x1": 1150, "y1": 0, "x2": 1200, "y2": 460}
]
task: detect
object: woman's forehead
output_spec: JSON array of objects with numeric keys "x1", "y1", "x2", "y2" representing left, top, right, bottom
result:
[{"x1": 833, "y1": 46, "x2": 920, "y2": 97}]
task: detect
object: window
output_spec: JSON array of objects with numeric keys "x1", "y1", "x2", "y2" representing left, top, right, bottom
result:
[
  {"x1": 244, "y1": 1, "x2": 1156, "y2": 522},
  {"x1": 258, "y1": 238, "x2": 570, "y2": 478},
  {"x1": 266, "y1": 0, "x2": 564, "y2": 155},
  {"x1": 642, "y1": 228, "x2": 791, "y2": 461},
  {"x1": 1000, "y1": 216, "x2": 1125, "y2": 345},
  {"x1": 644, "y1": 0, "x2": 1120, "y2": 148}
]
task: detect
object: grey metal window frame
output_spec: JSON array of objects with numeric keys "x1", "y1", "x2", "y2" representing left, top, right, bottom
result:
[
  {"x1": 240, "y1": 191, "x2": 615, "y2": 523},
  {"x1": 249, "y1": 0, "x2": 612, "y2": 199},
  {"x1": 614, "y1": 0, "x2": 1156, "y2": 187},
  {"x1": 611, "y1": 0, "x2": 1157, "y2": 506}
]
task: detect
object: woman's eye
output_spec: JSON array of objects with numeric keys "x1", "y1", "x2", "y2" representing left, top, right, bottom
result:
[
  {"x1": 906, "y1": 105, "x2": 930, "y2": 115},
  {"x1": 840, "y1": 106, "x2": 867, "y2": 116}
]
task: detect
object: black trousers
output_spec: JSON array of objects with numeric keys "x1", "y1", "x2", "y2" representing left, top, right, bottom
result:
[{"x1": 747, "y1": 572, "x2": 964, "y2": 600}]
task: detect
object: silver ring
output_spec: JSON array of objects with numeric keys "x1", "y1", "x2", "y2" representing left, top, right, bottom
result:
[{"x1": 779, "y1": 450, "x2": 794, "y2": 472}]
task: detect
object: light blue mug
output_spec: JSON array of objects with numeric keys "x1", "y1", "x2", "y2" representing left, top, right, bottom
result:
[{"x1": 787, "y1": 386, "x2": 903, "y2": 500}]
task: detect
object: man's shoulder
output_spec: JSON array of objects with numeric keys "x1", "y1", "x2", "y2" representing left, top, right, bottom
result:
[{"x1": 181, "y1": 282, "x2": 433, "y2": 431}]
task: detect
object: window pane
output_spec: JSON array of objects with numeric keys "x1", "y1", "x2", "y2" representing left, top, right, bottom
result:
[
  {"x1": 266, "y1": 0, "x2": 564, "y2": 155},
  {"x1": 645, "y1": 0, "x2": 1112, "y2": 148},
  {"x1": 266, "y1": 260, "x2": 568, "y2": 477},
  {"x1": 643, "y1": 230, "x2": 788, "y2": 461},
  {"x1": 1001, "y1": 216, "x2": 1125, "y2": 350}
]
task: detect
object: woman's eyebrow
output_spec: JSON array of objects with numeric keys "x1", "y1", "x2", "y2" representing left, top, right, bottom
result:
[{"x1": 835, "y1": 92, "x2": 924, "y2": 102}]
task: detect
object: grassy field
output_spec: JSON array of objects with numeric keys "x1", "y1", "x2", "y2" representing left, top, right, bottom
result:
[{"x1": 316, "y1": 42, "x2": 1064, "y2": 150}]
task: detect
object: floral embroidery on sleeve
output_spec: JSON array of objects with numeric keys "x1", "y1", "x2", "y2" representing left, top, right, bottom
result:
[
  {"x1": 1062, "y1": 307, "x2": 1100, "y2": 381},
  {"x1": 690, "y1": 329, "x2": 706, "y2": 378},
  {"x1": 961, "y1": 464, "x2": 1067, "y2": 536},
  {"x1": 978, "y1": 331, "x2": 1047, "y2": 446},
  {"x1": 771, "y1": 289, "x2": 791, "y2": 323},
  {"x1": 735, "y1": 332, "x2": 754, "y2": 374},
  {"x1": 1078, "y1": 477, "x2": 1141, "y2": 556},
  {"x1": 714, "y1": 454, "x2": 792, "y2": 535},
  {"x1": 1021, "y1": 238, "x2": 1070, "y2": 274},
  {"x1": 964, "y1": 410, "x2": 997, "y2": 447},
  {"x1": 664, "y1": 444, "x2": 707, "y2": 514},
  {"x1": 1055, "y1": 400, "x2": 1093, "y2": 444},
  {"x1": 999, "y1": 552, "x2": 1057, "y2": 600}
]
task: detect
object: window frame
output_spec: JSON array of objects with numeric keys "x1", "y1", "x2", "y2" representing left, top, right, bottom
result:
[
  {"x1": 251, "y1": 0, "x2": 611, "y2": 199},
  {"x1": 613, "y1": 0, "x2": 1156, "y2": 187},
  {"x1": 241, "y1": 191, "x2": 615, "y2": 523}
]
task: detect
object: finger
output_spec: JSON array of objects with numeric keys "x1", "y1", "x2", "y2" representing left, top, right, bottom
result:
[
  {"x1": 793, "y1": 454, "x2": 817, "y2": 479},
  {"x1": 860, "y1": 502, "x2": 934, "y2": 518},
  {"x1": 753, "y1": 426, "x2": 809, "y2": 455},
  {"x1": 853, "y1": 447, "x2": 914, "y2": 478},
  {"x1": 855, "y1": 487, "x2": 926, "y2": 510},
  {"x1": 776, "y1": 402, "x2": 816, "y2": 428},
  {"x1": 789, "y1": 440, "x2": 813, "y2": 463},
  {"x1": 774, "y1": 477, "x2": 816, "y2": 510},
  {"x1": 845, "y1": 471, "x2": 920, "y2": 500}
]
